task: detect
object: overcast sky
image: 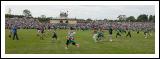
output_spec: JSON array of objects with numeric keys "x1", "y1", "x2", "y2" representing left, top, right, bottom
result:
[{"x1": 5, "y1": 5, "x2": 155, "y2": 20}]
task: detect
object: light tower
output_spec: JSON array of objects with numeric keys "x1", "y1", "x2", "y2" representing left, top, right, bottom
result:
[{"x1": 60, "y1": 10, "x2": 69, "y2": 18}]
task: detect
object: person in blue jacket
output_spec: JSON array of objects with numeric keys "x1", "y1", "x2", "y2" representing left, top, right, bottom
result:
[{"x1": 12, "y1": 25, "x2": 19, "y2": 40}]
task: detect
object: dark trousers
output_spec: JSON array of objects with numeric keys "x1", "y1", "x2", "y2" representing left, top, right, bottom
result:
[
  {"x1": 126, "y1": 32, "x2": 131, "y2": 38},
  {"x1": 52, "y1": 35, "x2": 57, "y2": 40},
  {"x1": 13, "y1": 33, "x2": 19, "y2": 40},
  {"x1": 116, "y1": 33, "x2": 121, "y2": 38}
]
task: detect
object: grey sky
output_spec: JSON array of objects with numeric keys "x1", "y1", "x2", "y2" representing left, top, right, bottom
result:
[{"x1": 5, "y1": 5, "x2": 155, "y2": 20}]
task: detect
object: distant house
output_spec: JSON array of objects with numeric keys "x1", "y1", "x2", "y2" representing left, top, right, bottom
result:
[{"x1": 50, "y1": 11, "x2": 84, "y2": 24}]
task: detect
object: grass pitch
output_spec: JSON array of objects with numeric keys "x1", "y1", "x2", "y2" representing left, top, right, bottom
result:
[{"x1": 5, "y1": 29, "x2": 155, "y2": 54}]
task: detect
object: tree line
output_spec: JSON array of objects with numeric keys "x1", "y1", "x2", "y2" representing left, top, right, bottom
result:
[{"x1": 5, "y1": 9, "x2": 155, "y2": 22}]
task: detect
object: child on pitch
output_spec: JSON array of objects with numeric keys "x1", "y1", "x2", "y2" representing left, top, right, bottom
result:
[
  {"x1": 144, "y1": 28, "x2": 149, "y2": 38},
  {"x1": 36, "y1": 25, "x2": 41, "y2": 36},
  {"x1": 97, "y1": 28, "x2": 104, "y2": 42},
  {"x1": 39, "y1": 25, "x2": 45, "y2": 40},
  {"x1": 92, "y1": 28, "x2": 98, "y2": 42},
  {"x1": 147, "y1": 27, "x2": 152, "y2": 36},
  {"x1": 137, "y1": 29, "x2": 140, "y2": 34},
  {"x1": 36, "y1": 23, "x2": 42, "y2": 37},
  {"x1": 108, "y1": 25, "x2": 113, "y2": 42},
  {"x1": 52, "y1": 30, "x2": 57, "y2": 41},
  {"x1": 116, "y1": 27, "x2": 121, "y2": 38},
  {"x1": 126, "y1": 27, "x2": 131, "y2": 38},
  {"x1": 65, "y1": 27, "x2": 80, "y2": 49}
]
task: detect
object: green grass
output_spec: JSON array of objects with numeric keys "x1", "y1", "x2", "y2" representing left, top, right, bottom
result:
[{"x1": 5, "y1": 29, "x2": 155, "y2": 54}]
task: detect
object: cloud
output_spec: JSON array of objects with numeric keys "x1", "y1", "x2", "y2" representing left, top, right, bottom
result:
[{"x1": 5, "y1": 5, "x2": 154, "y2": 20}]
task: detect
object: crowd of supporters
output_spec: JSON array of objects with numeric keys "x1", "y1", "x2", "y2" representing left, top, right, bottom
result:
[{"x1": 5, "y1": 17, "x2": 155, "y2": 31}]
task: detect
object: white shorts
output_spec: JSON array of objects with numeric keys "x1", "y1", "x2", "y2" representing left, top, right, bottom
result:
[
  {"x1": 37, "y1": 30, "x2": 41, "y2": 33},
  {"x1": 93, "y1": 34, "x2": 97, "y2": 39}
]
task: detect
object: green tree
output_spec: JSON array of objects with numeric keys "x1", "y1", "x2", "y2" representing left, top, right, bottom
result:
[
  {"x1": 23, "y1": 9, "x2": 32, "y2": 17},
  {"x1": 137, "y1": 14, "x2": 148, "y2": 22},
  {"x1": 152, "y1": 15, "x2": 155, "y2": 22},
  {"x1": 149, "y1": 15, "x2": 155, "y2": 22},
  {"x1": 149, "y1": 15, "x2": 153, "y2": 21},
  {"x1": 126, "y1": 16, "x2": 136, "y2": 22}
]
